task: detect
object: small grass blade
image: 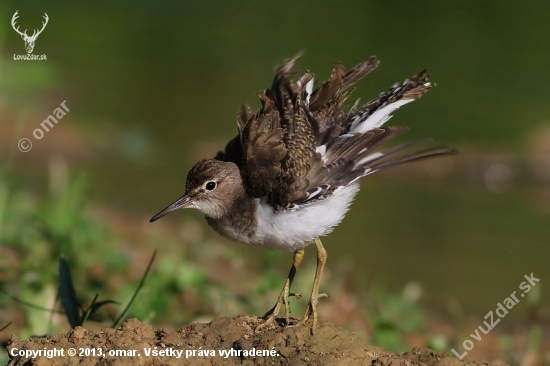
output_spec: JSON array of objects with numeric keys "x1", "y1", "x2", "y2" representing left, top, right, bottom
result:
[
  {"x1": 0, "y1": 287, "x2": 64, "y2": 314},
  {"x1": 0, "y1": 322, "x2": 12, "y2": 332},
  {"x1": 111, "y1": 249, "x2": 157, "y2": 328},
  {"x1": 81, "y1": 293, "x2": 118, "y2": 326},
  {"x1": 80, "y1": 293, "x2": 99, "y2": 326}
]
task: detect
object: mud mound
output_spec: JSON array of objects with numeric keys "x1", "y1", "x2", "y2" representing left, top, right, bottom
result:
[{"x1": 7, "y1": 316, "x2": 495, "y2": 365}]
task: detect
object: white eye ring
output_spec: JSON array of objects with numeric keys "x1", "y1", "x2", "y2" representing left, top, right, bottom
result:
[{"x1": 205, "y1": 181, "x2": 217, "y2": 191}]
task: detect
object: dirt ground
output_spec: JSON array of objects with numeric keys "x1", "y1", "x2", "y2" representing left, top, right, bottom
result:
[{"x1": 6, "y1": 316, "x2": 501, "y2": 366}]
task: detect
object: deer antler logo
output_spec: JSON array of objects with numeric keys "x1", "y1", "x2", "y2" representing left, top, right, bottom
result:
[{"x1": 11, "y1": 11, "x2": 49, "y2": 54}]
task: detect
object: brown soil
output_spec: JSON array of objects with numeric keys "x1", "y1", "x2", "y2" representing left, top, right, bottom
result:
[{"x1": 6, "y1": 316, "x2": 500, "y2": 366}]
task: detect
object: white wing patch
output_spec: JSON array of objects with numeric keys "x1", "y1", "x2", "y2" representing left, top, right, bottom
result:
[
  {"x1": 297, "y1": 75, "x2": 315, "y2": 106},
  {"x1": 305, "y1": 77, "x2": 314, "y2": 105},
  {"x1": 349, "y1": 99, "x2": 413, "y2": 134},
  {"x1": 316, "y1": 145, "x2": 326, "y2": 156},
  {"x1": 355, "y1": 151, "x2": 384, "y2": 167},
  {"x1": 304, "y1": 186, "x2": 323, "y2": 200}
]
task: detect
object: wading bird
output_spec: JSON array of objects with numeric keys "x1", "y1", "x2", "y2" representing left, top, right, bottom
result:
[{"x1": 150, "y1": 53, "x2": 457, "y2": 334}]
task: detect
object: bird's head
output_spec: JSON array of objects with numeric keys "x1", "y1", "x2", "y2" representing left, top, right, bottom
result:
[{"x1": 150, "y1": 159, "x2": 243, "y2": 222}]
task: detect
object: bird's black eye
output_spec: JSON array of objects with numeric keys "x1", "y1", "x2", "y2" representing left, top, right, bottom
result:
[{"x1": 205, "y1": 181, "x2": 217, "y2": 191}]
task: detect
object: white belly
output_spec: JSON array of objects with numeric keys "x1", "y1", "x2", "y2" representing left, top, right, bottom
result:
[{"x1": 248, "y1": 183, "x2": 360, "y2": 251}]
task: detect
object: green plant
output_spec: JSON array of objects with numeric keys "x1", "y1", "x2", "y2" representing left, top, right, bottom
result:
[
  {"x1": 58, "y1": 254, "x2": 117, "y2": 328},
  {"x1": 367, "y1": 282, "x2": 425, "y2": 352}
]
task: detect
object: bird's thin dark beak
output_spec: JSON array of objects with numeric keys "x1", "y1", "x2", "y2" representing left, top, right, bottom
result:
[{"x1": 150, "y1": 194, "x2": 193, "y2": 222}]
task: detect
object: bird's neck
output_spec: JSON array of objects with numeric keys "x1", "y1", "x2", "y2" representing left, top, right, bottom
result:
[{"x1": 205, "y1": 192, "x2": 259, "y2": 241}]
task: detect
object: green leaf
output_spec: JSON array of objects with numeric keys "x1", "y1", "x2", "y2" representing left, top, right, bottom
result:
[{"x1": 58, "y1": 255, "x2": 80, "y2": 328}]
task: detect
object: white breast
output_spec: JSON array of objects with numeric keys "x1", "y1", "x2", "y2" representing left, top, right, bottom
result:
[{"x1": 248, "y1": 183, "x2": 360, "y2": 251}]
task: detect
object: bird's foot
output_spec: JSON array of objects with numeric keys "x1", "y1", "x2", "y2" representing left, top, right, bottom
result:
[
  {"x1": 255, "y1": 288, "x2": 302, "y2": 332},
  {"x1": 289, "y1": 292, "x2": 329, "y2": 334},
  {"x1": 289, "y1": 237, "x2": 329, "y2": 335},
  {"x1": 256, "y1": 249, "x2": 305, "y2": 332}
]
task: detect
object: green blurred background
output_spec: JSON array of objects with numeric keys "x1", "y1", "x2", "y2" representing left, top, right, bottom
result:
[{"x1": 0, "y1": 0, "x2": 549, "y2": 350}]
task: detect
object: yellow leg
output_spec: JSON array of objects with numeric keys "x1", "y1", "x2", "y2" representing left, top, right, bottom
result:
[
  {"x1": 292, "y1": 237, "x2": 329, "y2": 334},
  {"x1": 255, "y1": 249, "x2": 305, "y2": 332}
]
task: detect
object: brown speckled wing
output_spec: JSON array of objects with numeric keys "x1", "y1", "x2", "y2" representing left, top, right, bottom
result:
[
  {"x1": 241, "y1": 111, "x2": 286, "y2": 197},
  {"x1": 235, "y1": 53, "x2": 317, "y2": 207}
]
